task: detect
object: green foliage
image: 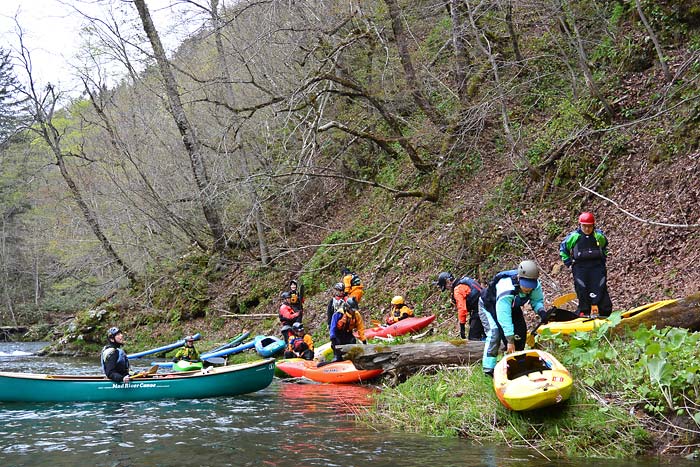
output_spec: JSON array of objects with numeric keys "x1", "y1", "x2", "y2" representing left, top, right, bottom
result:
[
  {"x1": 150, "y1": 252, "x2": 212, "y2": 321},
  {"x1": 539, "y1": 319, "x2": 700, "y2": 420}
]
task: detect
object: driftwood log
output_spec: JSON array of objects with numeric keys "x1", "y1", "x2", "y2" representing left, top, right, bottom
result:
[
  {"x1": 338, "y1": 293, "x2": 700, "y2": 371},
  {"x1": 610, "y1": 292, "x2": 700, "y2": 335},
  {"x1": 336, "y1": 341, "x2": 484, "y2": 371}
]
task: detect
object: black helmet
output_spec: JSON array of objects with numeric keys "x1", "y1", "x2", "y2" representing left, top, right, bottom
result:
[
  {"x1": 107, "y1": 327, "x2": 121, "y2": 339},
  {"x1": 346, "y1": 297, "x2": 358, "y2": 309},
  {"x1": 436, "y1": 272, "x2": 454, "y2": 291},
  {"x1": 341, "y1": 267, "x2": 351, "y2": 275},
  {"x1": 289, "y1": 279, "x2": 298, "y2": 287},
  {"x1": 292, "y1": 322, "x2": 304, "y2": 332},
  {"x1": 280, "y1": 291, "x2": 292, "y2": 300}
]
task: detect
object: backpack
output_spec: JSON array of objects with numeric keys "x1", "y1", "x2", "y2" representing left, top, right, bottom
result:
[
  {"x1": 450, "y1": 276, "x2": 482, "y2": 306},
  {"x1": 349, "y1": 272, "x2": 361, "y2": 286},
  {"x1": 480, "y1": 270, "x2": 519, "y2": 313}
]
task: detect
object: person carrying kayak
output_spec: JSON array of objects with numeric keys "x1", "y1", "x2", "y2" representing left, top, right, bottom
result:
[
  {"x1": 436, "y1": 272, "x2": 486, "y2": 340},
  {"x1": 559, "y1": 211, "x2": 612, "y2": 318},
  {"x1": 284, "y1": 322, "x2": 315, "y2": 360},
  {"x1": 385, "y1": 295, "x2": 414, "y2": 325},
  {"x1": 479, "y1": 260, "x2": 547, "y2": 378}
]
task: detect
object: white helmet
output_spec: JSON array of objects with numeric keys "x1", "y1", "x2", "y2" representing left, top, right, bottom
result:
[{"x1": 517, "y1": 260, "x2": 539, "y2": 279}]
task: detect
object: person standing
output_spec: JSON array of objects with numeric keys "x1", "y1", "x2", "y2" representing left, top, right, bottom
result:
[
  {"x1": 288, "y1": 279, "x2": 305, "y2": 321},
  {"x1": 436, "y1": 272, "x2": 485, "y2": 340},
  {"x1": 329, "y1": 299, "x2": 366, "y2": 362},
  {"x1": 479, "y1": 260, "x2": 546, "y2": 377},
  {"x1": 341, "y1": 267, "x2": 364, "y2": 303},
  {"x1": 101, "y1": 327, "x2": 131, "y2": 383},
  {"x1": 326, "y1": 282, "x2": 347, "y2": 327},
  {"x1": 559, "y1": 212, "x2": 612, "y2": 318},
  {"x1": 279, "y1": 291, "x2": 300, "y2": 343}
]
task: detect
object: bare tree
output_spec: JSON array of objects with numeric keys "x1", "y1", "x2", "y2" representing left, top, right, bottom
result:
[
  {"x1": 132, "y1": 0, "x2": 229, "y2": 253},
  {"x1": 14, "y1": 32, "x2": 138, "y2": 286}
]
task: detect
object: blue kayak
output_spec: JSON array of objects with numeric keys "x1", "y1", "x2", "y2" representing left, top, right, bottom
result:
[
  {"x1": 153, "y1": 339, "x2": 256, "y2": 368},
  {"x1": 128, "y1": 333, "x2": 202, "y2": 359},
  {"x1": 206, "y1": 330, "x2": 251, "y2": 354},
  {"x1": 254, "y1": 335, "x2": 285, "y2": 357}
]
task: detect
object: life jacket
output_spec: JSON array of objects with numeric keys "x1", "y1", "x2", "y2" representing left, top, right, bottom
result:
[
  {"x1": 572, "y1": 233, "x2": 603, "y2": 262},
  {"x1": 389, "y1": 305, "x2": 414, "y2": 322},
  {"x1": 451, "y1": 276, "x2": 482, "y2": 307},
  {"x1": 336, "y1": 309, "x2": 359, "y2": 333},
  {"x1": 101, "y1": 345, "x2": 128, "y2": 375},
  {"x1": 174, "y1": 345, "x2": 200, "y2": 362},
  {"x1": 279, "y1": 304, "x2": 298, "y2": 325},
  {"x1": 480, "y1": 270, "x2": 519, "y2": 314},
  {"x1": 289, "y1": 335, "x2": 309, "y2": 353}
]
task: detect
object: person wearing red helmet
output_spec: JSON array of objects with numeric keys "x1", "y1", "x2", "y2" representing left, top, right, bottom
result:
[{"x1": 559, "y1": 212, "x2": 612, "y2": 317}]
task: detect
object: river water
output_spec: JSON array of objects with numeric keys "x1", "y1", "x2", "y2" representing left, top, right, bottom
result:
[{"x1": 0, "y1": 342, "x2": 690, "y2": 467}]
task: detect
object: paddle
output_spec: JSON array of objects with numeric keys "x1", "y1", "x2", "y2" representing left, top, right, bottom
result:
[
  {"x1": 204, "y1": 357, "x2": 225, "y2": 365},
  {"x1": 132, "y1": 365, "x2": 159, "y2": 379}
]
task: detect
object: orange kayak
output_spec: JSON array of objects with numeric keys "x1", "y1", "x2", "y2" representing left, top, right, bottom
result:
[{"x1": 276, "y1": 359, "x2": 382, "y2": 384}]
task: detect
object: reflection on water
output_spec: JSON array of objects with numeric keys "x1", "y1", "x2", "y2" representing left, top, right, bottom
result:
[{"x1": 0, "y1": 342, "x2": 692, "y2": 467}]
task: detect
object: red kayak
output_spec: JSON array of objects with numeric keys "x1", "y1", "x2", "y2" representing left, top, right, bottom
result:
[
  {"x1": 363, "y1": 314, "x2": 436, "y2": 339},
  {"x1": 276, "y1": 359, "x2": 383, "y2": 384}
]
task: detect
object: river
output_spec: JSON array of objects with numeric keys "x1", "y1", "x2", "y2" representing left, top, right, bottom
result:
[{"x1": 0, "y1": 342, "x2": 689, "y2": 466}]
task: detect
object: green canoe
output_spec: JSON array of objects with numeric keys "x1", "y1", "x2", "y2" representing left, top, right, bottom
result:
[{"x1": 0, "y1": 359, "x2": 275, "y2": 403}]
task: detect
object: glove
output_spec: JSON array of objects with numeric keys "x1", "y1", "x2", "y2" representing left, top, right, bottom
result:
[
  {"x1": 362, "y1": 340, "x2": 367, "y2": 345},
  {"x1": 459, "y1": 323, "x2": 466, "y2": 339},
  {"x1": 537, "y1": 308, "x2": 548, "y2": 324},
  {"x1": 564, "y1": 260, "x2": 572, "y2": 268}
]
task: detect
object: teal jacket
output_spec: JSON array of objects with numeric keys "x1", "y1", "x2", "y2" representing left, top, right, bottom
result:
[
  {"x1": 559, "y1": 228, "x2": 608, "y2": 266},
  {"x1": 494, "y1": 277, "x2": 545, "y2": 339}
]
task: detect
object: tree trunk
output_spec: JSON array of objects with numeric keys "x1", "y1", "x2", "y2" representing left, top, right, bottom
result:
[
  {"x1": 634, "y1": 0, "x2": 671, "y2": 82},
  {"x1": 384, "y1": 0, "x2": 446, "y2": 129},
  {"x1": 133, "y1": 0, "x2": 228, "y2": 253},
  {"x1": 610, "y1": 293, "x2": 700, "y2": 336},
  {"x1": 32, "y1": 90, "x2": 137, "y2": 286},
  {"x1": 557, "y1": 3, "x2": 615, "y2": 119},
  {"x1": 337, "y1": 341, "x2": 484, "y2": 371}
]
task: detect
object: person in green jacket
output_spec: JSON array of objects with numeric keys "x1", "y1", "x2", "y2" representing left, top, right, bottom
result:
[
  {"x1": 172, "y1": 335, "x2": 201, "y2": 362},
  {"x1": 559, "y1": 212, "x2": 612, "y2": 317}
]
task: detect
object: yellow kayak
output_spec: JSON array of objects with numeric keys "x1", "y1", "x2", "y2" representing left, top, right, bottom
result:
[
  {"x1": 493, "y1": 349, "x2": 573, "y2": 411},
  {"x1": 537, "y1": 299, "x2": 678, "y2": 335}
]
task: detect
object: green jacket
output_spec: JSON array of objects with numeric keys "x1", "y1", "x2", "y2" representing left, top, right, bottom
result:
[{"x1": 559, "y1": 228, "x2": 608, "y2": 266}]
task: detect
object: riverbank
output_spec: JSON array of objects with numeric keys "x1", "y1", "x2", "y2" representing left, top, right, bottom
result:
[{"x1": 361, "y1": 321, "x2": 700, "y2": 460}]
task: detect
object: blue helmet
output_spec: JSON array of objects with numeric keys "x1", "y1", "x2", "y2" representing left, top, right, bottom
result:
[{"x1": 107, "y1": 327, "x2": 121, "y2": 339}]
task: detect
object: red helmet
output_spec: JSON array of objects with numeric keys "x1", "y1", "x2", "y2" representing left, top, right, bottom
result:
[{"x1": 578, "y1": 212, "x2": 595, "y2": 225}]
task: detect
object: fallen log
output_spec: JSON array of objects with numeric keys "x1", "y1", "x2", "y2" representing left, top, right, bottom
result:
[
  {"x1": 336, "y1": 340, "x2": 484, "y2": 371},
  {"x1": 610, "y1": 292, "x2": 700, "y2": 335}
]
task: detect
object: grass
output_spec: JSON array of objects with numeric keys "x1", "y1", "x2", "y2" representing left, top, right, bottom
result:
[{"x1": 364, "y1": 362, "x2": 651, "y2": 458}]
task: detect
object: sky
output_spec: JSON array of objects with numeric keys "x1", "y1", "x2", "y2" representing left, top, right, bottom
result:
[{"x1": 0, "y1": 0, "x2": 199, "y2": 91}]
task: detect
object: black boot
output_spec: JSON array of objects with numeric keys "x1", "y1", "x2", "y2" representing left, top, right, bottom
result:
[{"x1": 459, "y1": 323, "x2": 466, "y2": 339}]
